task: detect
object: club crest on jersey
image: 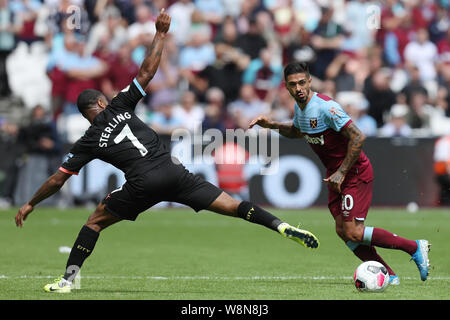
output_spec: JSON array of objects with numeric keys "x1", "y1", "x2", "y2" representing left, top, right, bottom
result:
[{"x1": 310, "y1": 118, "x2": 318, "y2": 129}]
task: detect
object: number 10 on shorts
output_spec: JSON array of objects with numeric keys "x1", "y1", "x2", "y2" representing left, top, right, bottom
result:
[{"x1": 342, "y1": 194, "x2": 354, "y2": 211}]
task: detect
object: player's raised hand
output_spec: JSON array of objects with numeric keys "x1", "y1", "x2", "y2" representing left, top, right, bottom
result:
[
  {"x1": 15, "y1": 203, "x2": 34, "y2": 228},
  {"x1": 155, "y1": 8, "x2": 171, "y2": 34},
  {"x1": 249, "y1": 115, "x2": 272, "y2": 129}
]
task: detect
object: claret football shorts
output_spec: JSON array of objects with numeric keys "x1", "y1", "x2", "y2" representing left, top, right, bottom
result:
[{"x1": 328, "y1": 174, "x2": 373, "y2": 222}]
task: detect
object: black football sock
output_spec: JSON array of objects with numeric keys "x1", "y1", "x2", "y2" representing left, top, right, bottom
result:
[
  {"x1": 237, "y1": 201, "x2": 282, "y2": 232},
  {"x1": 63, "y1": 225, "x2": 99, "y2": 281}
]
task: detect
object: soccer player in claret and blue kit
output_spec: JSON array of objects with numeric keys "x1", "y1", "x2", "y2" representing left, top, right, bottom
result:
[
  {"x1": 14, "y1": 11, "x2": 320, "y2": 293},
  {"x1": 250, "y1": 61, "x2": 430, "y2": 285}
]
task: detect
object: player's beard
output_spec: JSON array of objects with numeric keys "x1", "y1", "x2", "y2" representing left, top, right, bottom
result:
[{"x1": 295, "y1": 88, "x2": 309, "y2": 104}]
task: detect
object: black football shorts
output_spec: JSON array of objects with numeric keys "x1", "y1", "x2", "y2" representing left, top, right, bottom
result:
[{"x1": 102, "y1": 159, "x2": 223, "y2": 221}]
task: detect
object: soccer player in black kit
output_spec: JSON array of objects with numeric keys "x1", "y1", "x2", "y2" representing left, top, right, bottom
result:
[{"x1": 15, "y1": 10, "x2": 319, "y2": 293}]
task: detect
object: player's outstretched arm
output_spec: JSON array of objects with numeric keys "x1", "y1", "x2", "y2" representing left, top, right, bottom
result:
[
  {"x1": 15, "y1": 170, "x2": 71, "y2": 228},
  {"x1": 323, "y1": 122, "x2": 366, "y2": 192},
  {"x1": 135, "y1": 9, "x2": 171, "y2": 92},
  {"x1": 249, "y1": 115, "x2": 304, "y2": 139}
]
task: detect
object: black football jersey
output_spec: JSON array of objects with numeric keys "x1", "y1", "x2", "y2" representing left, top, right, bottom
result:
[{"x1": 60, "y1": 79, "x2": 171, "y2": 179}]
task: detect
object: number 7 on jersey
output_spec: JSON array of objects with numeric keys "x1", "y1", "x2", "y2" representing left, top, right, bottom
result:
[{"x1": 114, "y1": 124, "x2": 148, "y2": 156}]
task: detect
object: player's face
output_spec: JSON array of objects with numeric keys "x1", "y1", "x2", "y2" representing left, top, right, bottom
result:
[{"x1": 285, "y1": 73, "x2": 312, "y2": 104}]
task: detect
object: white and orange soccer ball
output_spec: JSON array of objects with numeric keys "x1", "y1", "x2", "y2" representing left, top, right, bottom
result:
[{"x1": 353, "y1": 261, "x2": 389, "y2": 292}]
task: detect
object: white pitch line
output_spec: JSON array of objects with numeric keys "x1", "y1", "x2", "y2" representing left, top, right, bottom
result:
[{"x1": 1, "y1": 275, "x2": 450, "y2": 281}]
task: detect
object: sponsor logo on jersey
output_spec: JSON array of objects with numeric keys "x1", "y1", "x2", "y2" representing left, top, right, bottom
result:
[
  {"x1": 62, "y1": 153, "x2": 74, "y2": 163},
  {"x1": 304, "y1": 134, "x2": 324, "y2": 145}
]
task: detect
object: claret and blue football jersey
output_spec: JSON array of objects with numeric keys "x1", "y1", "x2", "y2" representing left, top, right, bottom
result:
[{"x1": 293, "y1": 92, "x2": 372, "y2": 182}]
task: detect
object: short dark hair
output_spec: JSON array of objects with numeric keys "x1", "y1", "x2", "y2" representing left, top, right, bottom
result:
[
  {"x1": 76, "y1": 89, "x2": 103, "y2": 115},
  {"x1": 284, "y1": 61, "x2": 310, "y2": 80}
]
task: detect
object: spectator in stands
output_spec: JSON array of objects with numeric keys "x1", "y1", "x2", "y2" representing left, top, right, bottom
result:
[
  {"x1": 342, "y1": 0, "x2": 376, "y2": 51},
  {"x1": 148, "y1": 91, "x2": 183, "y2": 135},
  {"x1": 15, "y1": 104, "x2": 61, "y2": 205},
  {"x1": 434, "y1": 135, "x2": 450, "y2": 206},
  {"x1": 437, "y1": 28, "x2": 450, "y2": 67},
  {"x1": 84, "y1": 5, "x2": 127, "y2": 57},
  {"x1": 310, "y1": 6, "x2": 344, "y2": 80},
  {"x1": 0, "y1": 117, "x2": 19, "y2": 206},
  {"x1": 9, "y1": 0, "x2": 42, "y2": 46},
  {"x1": 406, "y1": 91, "x2": 436, "y2": 131},
  {"x1": 242, "y1": 47, "x2": 283, "y2": 104},
  {"x1": 99, "y1": 41, "x2": 140, "y2": 101},
  {"x1": 194, "y1": 0, "x2": 225, "y2": 28},
  {"x1": 236, "y1": 16, "x2": 267, "y2": 60},
  {"x1": 337, "y1": 91, "x2": 377, "y2": 137},
  {"x1": 228, "y1": 84, "x2": 270, "y2": 129},
  {"x1": 178, "y1": 14, "x2": 215, "y2": 71},
  {"x1": 437, "y1": 62, "x2": 450, "y2": 117},
  {"x1": 363, "y1": 68, "x2": 397, "y2": 127},
  {"x1": 428, "y1": 3, "x2": 449, "y2": 43},
  {"x1": 378, "y1": 103, "x2": 412, "y2": 137},
  {"x1": 127, "y1": 3, "x2": 156, "y2": 65},
  {"x1": 270, "y1": 85, "x2": 295, "y2": 123},
  {"x1": 202, "y1": 87, "x2": 228, "y2": 133},
  {"x1": 282, "y1": 23, "x2": 315, "y2": 65},
  {"x1": 181, "y1": 40, "x2": 249, "y2": 105},
  {"x1": 127, "y1": 4, "x2": 156, "y2": 45},
  {"x1": 173, "y1": 90, "x2": 205, "y2": 133},
  {"x1": 167, "y1": 0, "x2": 195, "y2": 46},
  {"x1": 325, "y1": 52, "x2": 369, "y2": 92},
  {"x1": 0, "y1": 0, "x2": 15, "y2": 97},
  {"x1": 46, "y1": 27, "x2": 77, "y2": 117},
  {"x1": 59, "y1": 37, "x2": 108, "y2": 116},
  {"x1": 404, "y1": 28, "x2": 438, "y2": 82},
  {"x1": 399, "y1": 65, "x2": 429, "y2": 105}
]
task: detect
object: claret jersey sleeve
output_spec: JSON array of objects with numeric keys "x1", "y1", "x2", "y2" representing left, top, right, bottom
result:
[{"x1": 110, "y1": 78, "x2": 147, "y2": 112}]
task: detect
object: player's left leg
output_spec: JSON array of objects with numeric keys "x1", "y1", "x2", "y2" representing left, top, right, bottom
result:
[
  {"x1": 200, "y1": 191, "x2": 319, "y2": 249},
  {"x1": 340, "y1": 178, "x2": 430, "y2": 281},
  {"x1": 334, "y1": 214, "x2": 398, "y2": 282},
  {"x1": 44, "y1": 203, "x2": 122, "y2": 293},
  {"x1": 344, "y1": 221, "x2": 430, "y2": 281},
  {"x1": 170, "y1": 163, "x2": 319, "y2": 249},
  {"x1": 331, "y1": 179, "x2": 400, "y2": 283}
]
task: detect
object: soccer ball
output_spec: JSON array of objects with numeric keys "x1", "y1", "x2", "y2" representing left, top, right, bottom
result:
[{"x1": 353, "y1": 261, "x2": 389, "y2": 292}]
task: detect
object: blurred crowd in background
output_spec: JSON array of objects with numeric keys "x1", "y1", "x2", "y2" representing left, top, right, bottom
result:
[{"x1": 0, "y1": 0, "x2": 449, "y2": 206}]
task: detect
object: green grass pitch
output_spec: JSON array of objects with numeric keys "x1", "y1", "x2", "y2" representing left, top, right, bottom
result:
[{"x1": 0, "y1": 206, "x2": 449, "y2": 300}]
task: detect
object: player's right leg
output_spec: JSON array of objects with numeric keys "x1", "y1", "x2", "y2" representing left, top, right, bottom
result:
[
  {"x1": 44, "y1": 203, "x2": 122, "y2": 293},
  {"x1": 207, "y1": 191, "x2": 319, "y2": 249}
]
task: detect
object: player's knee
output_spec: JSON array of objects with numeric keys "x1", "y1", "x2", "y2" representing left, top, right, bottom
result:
[
  {"x1": 85, "y1": 204, "x2": 114, "y2": 233},
  {"x1": 343, "y1": 228, "x2": 363, "y2": 242},
  {"x1": 335, "y1": 225, "x2": 345, "y2": 240}
]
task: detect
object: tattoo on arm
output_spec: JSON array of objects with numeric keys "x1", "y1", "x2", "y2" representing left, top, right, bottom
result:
[
  {"x1": 136, "y1": 32, "x2": 166, "y2": 90},
  {"x1": 338, "y1": 122, "x2": 366, "y2": 174}
]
